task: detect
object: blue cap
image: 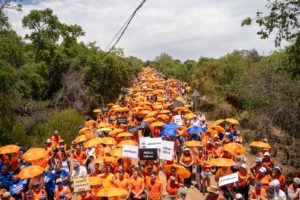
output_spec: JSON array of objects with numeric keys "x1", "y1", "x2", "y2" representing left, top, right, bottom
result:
[{"x1": 1, "y1": 165, "x2": 8, "y2": 170}]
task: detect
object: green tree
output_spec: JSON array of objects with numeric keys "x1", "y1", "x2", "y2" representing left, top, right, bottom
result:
[{"x1": 0, "y1": 0, "x2": 22, "y2": 31}]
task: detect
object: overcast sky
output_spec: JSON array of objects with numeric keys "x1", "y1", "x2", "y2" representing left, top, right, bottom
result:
[{"x1": 7, "y1": 0, "x2": 280, "y2": 61}]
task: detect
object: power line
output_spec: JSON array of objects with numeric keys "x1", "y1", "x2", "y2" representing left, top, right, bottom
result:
[{"x1": 101, "y1": 0, "x2": 147, "y2": 60}]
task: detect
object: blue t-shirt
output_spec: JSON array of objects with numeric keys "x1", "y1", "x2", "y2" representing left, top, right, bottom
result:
[{"x1": 9, "y1": 180, "x2": 23, "y2": 200}]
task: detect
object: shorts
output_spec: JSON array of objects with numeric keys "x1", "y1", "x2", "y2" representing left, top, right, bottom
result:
[
  {"x1": 196, "y1": 165, "x2": 202, "y2": 173},
  {"x1": 201, "y1": 171, "x2": 212, "y2": 179}
]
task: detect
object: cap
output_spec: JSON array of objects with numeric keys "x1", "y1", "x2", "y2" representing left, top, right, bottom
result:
[
  {"x1": 1, "y1": 165, "x2": 8, "y2": 170},
  {"x1": 59, "y1": 140, "x2": 64, "y2": 143},
  {"x1": 56, "y1": 178, "x2": 62, "y2": 183},
  {"x1": 259, "y1": 167, "x2": 267, "y2": 173},
  {"x1": 33, "y1": 181, "x2": 40, "y2": 186},
  {"x1": 54, "y1": 130, "x2": 58, "y2": 134},
  {"x1": 46, "y1": 139, "x2": 52, "y2": 143},
  {"x1": 240, "y1": 164, "x2": 247, "y2": 169},
  {"x1": 264, "y1": 152, "x2": 270, "y2": 157},
  {"x1": 293, "y1": 178, "x2": 300, "y2": 185},
  {"x1": 269, "y1": 179, "x2": 280, "y2": 187},
  {"x1": 262, "y1": 138, "x2": 268, "y2": 143},
  {"x1": 2, "y1": 192, "x2": 11, "y2": 198},
  {"x1": 235, "y1": 193, "x2": 243, "y2": 199},
  {"x1": 225, "y1": 132, "x2": 230, "y2": 136},
  {"x1": 213, "y1": 134, "x2": 218, "y2": 138},
  {"x1": 256, "y1": 157, "x2": 263, "y2": 162},
  {"x1": 214, "y1": 142, "x2": 219, "y2": 145},
  {"x1": 183, "y1": 147, "x2": 190, "y2": 151},
  {"x1": 177, "y1": 187, "x2": 187, "y2": 197},
  {"x1": 274, "y1": 166, "x2": 282, "y2": 172}
]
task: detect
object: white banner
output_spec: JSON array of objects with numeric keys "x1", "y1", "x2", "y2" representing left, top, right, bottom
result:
[
  {"x1": 139, "y1": 137, "x2": 150, "y2": 149},
  {"x1": 174, "y1": 115, "x2": 183, "y2": 126},
  {"x1": 122, "y1": 145, "x2": 139, "y2": 159},
  {"x1": 219, "y1": 172, "x2": 239, "y2": 187},
  {"x1": 160, "y1": 140, "x2": 174, "y2": 161},
  {"x1": 145, "y1": 137, "x2": 162, "y2": 149}
]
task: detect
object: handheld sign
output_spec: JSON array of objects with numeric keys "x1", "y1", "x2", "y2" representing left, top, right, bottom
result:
[
  {"x1": 139, "y1": 149, "x2": 158, "y2": 160},
  {"x1": 101, "y1": 106, "x2": 110, "y2": 112},
  {"x1": 145, "y1": 137, "x2": 162, "y2": 149},
  {"x1": 122, "y1": 145, "x2": 139, "y2": 159},
  {"x1": 73, "y1": 175, "x2": 91, "y2": 193},
  {"x1": 219, "y1": 172, "x2": 239, "y2": 187},
  {"x1": 174, "y1": 115, "x2": 183, "y2": 126},
  {"x1": 160, "y1": 140, "x2": 174, "y2": 161},
  {"x1": 139, "y1": 137, "x2": 150, "y2": 149},
  {"x1": 117, "y1": 117, "x2": 128, "y2": 124},
  {"x1": 128, "y1": 126, "x2": 139, "y2": 133}
]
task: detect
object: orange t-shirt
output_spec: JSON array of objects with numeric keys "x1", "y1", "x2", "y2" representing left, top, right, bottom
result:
[
  {"x1": 146, "y1": 179, "x2": 162, "y2": 200},
  {"x1": 73, "y1": 151, "x2": 87, "y2": 165},
  {"x1": 255, "y1": 174, "x2": 272, "y2": 189},
  {"x1": 77, "y1": 193, "x2": 92, "y2": 200},
  {"x1": 180, "y1": 154, "x2": 193, "y2": 165},
  {"x1": 166, "y1": 179, "x2": 179, "y2": 195},
  {"x1": 274, "y1": 173, "x2": 286, "y2": 190},
  {"x1": 99, "y1": 173, "x2": 115, "y2": 188},
  {"x1": 114, "y1": 177, "x2": 130, "y2": 190},
  {"x1": 54, "y1": 186, "x2": 72, "y2": 200},
  {"x1": 238, "y1": 171, "x2": 252, "y2": 187},
  {"x1": 215, "y1": 168, "x2": 233, "y2": 182},
  {"x1": 249, "y1": 188, "x2": 266, "y2": 199},
  {"x1": 130, "y1": 176, "x2": 145, "y2": 194}
]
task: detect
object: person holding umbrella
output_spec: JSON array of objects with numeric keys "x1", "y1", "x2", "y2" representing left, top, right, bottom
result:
[{"x1": 179, "y1": 147, "x2": 194, "y2": 188}]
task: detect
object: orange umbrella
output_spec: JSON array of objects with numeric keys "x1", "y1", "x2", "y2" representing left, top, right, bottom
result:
[
  {"x1": 173, "y1": 107, "x2": 187, "y2": 112},
  {"x1": 107, "y1": 103, "x2": 115, "y2": 108},
  {"x1": 250, "y1": 141, "x2": 271, "y2": 149},
  {"x1": 207, "y1": 158, "x2": 236, "y2": 167},
  {"x1": 184, "y1": 140, "x2": 205, "y2": 147},
  {"x1": 93, "y1": 109, "x2": 102, "y2": 114},
  {"x1": 23, "y1": 148, "x2": 47, "y2": 162},
  {"x1": 88, "y1": 176, "x2": 101, "y2": 186},
  {"x1": 84, "y1": 120, "x2": 97, "y2": 127},
  {"x1": 164, "y1": 165, "x2": 191, "y2": 179},
  {"x1": 100, "y1": 137, "x2": 116, "y2": 146},
  {"x1": 143, "y1": 117, "x2": 156, "y2": 123},
  {"x1": 97, "y1": 122, "x2": 111, "y2": 128},
  {"x1": 93, "y1": 156, "x2": 116, "y2": 164},
  {"x1": 116, "y1": 132, "x2": 133, "y2": 138},
  {"x1": 146, "y1": 111, "x2": 158, "y2": 117},
  {"x1": 153, "y1": 105, "x2": 163, "y2": 110},
  {"x1": 118, "y1": 140, "x2": 138, "y2": 147},
  {"x1": 84, "y1": 138, "x2": 103, "y2": 148},
  {"x1": 0, "y1": 145, "x2": 20, "y2": 154},
  {"x1": 151, "y1": 121, "x2": 165, "y2": 127},
  {"x1": 225, "y1": 118, "x2": 240, "y2": 124},
  {"x1": 223, "y1": 143, "x2": 245, "y2": 155},
  {"x1": 97, "y1": 187, "x2": 128, "y2": 197},
  {"x1": 111, "y1": 148, "x2": 123, "y2": 157},
  {"x1": 79, "y1": 127, "x2": 93, "y2": 135},
  {"x1": 157, "y1": 114, "x2": 169, "y2": 121},
  {"x1": 208, "y1": 125, "x2": 225, "y2": 133},
  {"x1": 159, "y1": 110, "x2": 170, "y2": 114},
  {"x1": 175, "y1": 97, "x2": 185, "y2": 103},
  {"x1": 108, "y1": 128, "x2": 124, "y2": 137},
  {"x1": 211, "y1": 119, "x2": 225, "y2": 126},
  {"x1": 18, "y1": 165, "x2": 44, "y2": 179},
  {"x1": 183, "y1": 113, "x2": 195, "y2": 120},
  {"x1": 74, "y1": 134, "x2": 94, "y2": 143}
]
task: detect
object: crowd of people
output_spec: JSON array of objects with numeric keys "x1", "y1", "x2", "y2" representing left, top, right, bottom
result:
[{"x1": 0, "y1": 68, "x2": 300, "y2": 200}]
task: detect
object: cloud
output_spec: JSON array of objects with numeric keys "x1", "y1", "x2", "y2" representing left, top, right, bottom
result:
[{"x1": 7, "y1": 0, "x2": 279, "y2": 61}]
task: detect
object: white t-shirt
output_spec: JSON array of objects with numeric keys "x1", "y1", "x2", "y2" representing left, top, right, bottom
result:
[{"x1": 73, "y1": 166, "x2": 87, "y2": 177}]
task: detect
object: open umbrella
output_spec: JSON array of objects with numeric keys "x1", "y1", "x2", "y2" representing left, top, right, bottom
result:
[
  {"x1": 110, "y1": 148, "x2": 123, "y2": 157},
  {"x1": 207, "y1": 158, "x2": 236, "y2": 167},
  {"x1": 108, "y1": 128, "x2": 124, "y2": 137},
  {"x1": 143, "y1": 117, "x2": 156, "y2": 123},
  {"x1": 225, "y1": 118, "x2": 240, "y2": 124},
  {"x1": 93, "y1": 156, "x2": 116, "y2": 164},
  {"x1": 223, "y1": 143, "x2": 245, "y2": 155},
  {"x1": 186, "y1": 126, "x2": 205, "y2": 134},
  {"x1": 183, "y1": 113, "x2": 196, "y2": 120},
  {"x1": 88, "y1": 176, "x2": 101, "y2": 186},
  {"x1": 164, "y1": 165, "x2": 191, "y2": 179},
  {"x1": 100, "y1": 137, "x2": 116, "y2": 146},
  {"x1": 0, "y1": 145, "x2": 20, "y2": 154},
  {"x1": 184, "y1": 140, "x2": 205, "y2": 147},
  {"x1": 163, "y1": 122, "x2": 180, "y2": 129},
  {"x1": 97, "y1": 122, "x2": 111, "y2": 128},
  {"x1": 151, "y1": 121, "x2": 165, "y2": 127},
  {"x1": 159, "y1": 110, "x2": 171, "y2": 114},
  {"x1": 160, "y1": 128, "x2": 178, "y2": 137},
  {"x1": 97, "y1": 187, "x2": 128, "y2": 197},
  {"x1": 18, "y1": 165, "x2": 44, "y2": 179},
  {"x1": 74, "y1": 134, "x2": 94, "y2": 143},
  {"x1": 93, "y1": 109, "x2": 102, "y2": 114},
  {"x1": 118, "y1": 140, "x2": 138, "y2": 147},
  {"x1": 84, "y1": 120, "x2": 97, "y2": 127},
  {"x1": 23, "y1": 148, "x2": 47, "y2": 162},
  {"x1": 98, "y1": 127, "x2": 112, "y2": 132},
  {"x1": 250, "y1": 141, "x2": 271, "y2": 149},
  {"x1": 79, "y1": 128, "x2": 93, "y2": 135},
  {"x1": 116, "y1": 132, "x2": 133, "y2": 138},
  {"x1": 84, "y1": 138, "x2": 103, "y2": 148},
  {"x1": 211, "y1": 119, "x2": 225, "y2": 126},
  {"x1": 157, "y1": 114, "x2": 169, "y2": 121}
]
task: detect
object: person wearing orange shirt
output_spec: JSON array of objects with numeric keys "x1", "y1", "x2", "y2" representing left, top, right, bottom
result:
[
  {"x1": 236, "y1": 164, "x2": 252, "y2": 200},
  {"x1": 51, "y1": 130, "x2": 61, "y2": 148},
  {"x1": 73, "y1": 147, "x2": 87, "y2": 166},
  {"x1": 11, "y1": 153, "x2": 19, "y2": 172},
  {"x1": 215, "y1": 167, "x2": 233, "y2": 183},
  {"x1": 130, "y1": 170, "x2": 145, "y2": 200},
  {"x1": 255, "y1": 167, "x2": 272, "y2": 190},
  {"x1": 114, "y1": 171, "x2": 130, "y2": 199},
  {"x1": 201, "y1": 161, "x2": 212, "y2": 193},
  {"x1": 146, "y1": 172, "x2": 163, "y2": 200},
  {"x1": 249, "y1": 180, "x2": 266, "y2": 200},
  {"x1": 212, "y1": 142, "x2": 223, "y2": 158},
  {"x1": 77, "y1": 191, "x2": 92, "y2": 200},
  {"x1": 31, "y1": 181, "x2": 47, "y2": 200},
  {"x1": 98, "y1": 165, "x2": 115, "y2": 189},
  {"x1": 54, "y1": 179, "x2": 71, "y2": 200},
  {"x1": 179, "y1": 147, "x2": 193, "y2": 188},
  {"x1": 166, "y1": 175, "x2": 183, "y2": 199},
  {"x1": 273, "y1": 166, "x2": 286, "y2": 191},
  {"x1": 262, "y1": 152, "x2": 274, "y2": 174},
  {"x1": 205, "y1": 186, "x2": 226, "y2": 200}
]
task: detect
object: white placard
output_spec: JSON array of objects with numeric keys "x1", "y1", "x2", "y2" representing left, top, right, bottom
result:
[
  {"x1": 122, "y1": 145, "x2": 139, "y2": 159},
  {"x1": 139, "y1": 137, "x2": 150, "y2": 149},
  {"x1": 160, "y1": 140, "x2": 174, "y2": 161},
  {"x1": 219, "y1": 172, "x2": 239, "y2": 187},
  {"x1": 174, "y1": 115, "x2": 183, "y2": 126},
  {"x1": 145, "y1": 137, "x2": 162, "y2": 149}
]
